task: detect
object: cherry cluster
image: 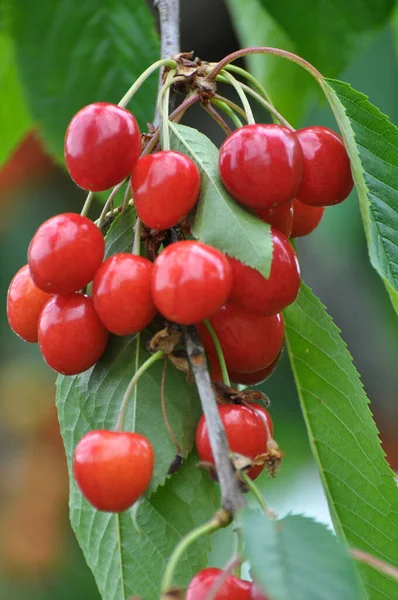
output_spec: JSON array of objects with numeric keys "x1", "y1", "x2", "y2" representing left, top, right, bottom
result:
[{"x1": 6, "y1": 101, "x2": 353, "y2": 521}]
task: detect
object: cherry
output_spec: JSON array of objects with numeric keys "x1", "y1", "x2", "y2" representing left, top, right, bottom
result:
[
  {"x1": 228, "y1": 228, "x2": 300, "y2": 316},
  {"x1": 198, "y1": 304, "x2": 284, "y2": 372},
  {"x1": 196, "y1": 403, "x2": 272, "y2": 479},
  {"x1": 92, "y1": 253, "x2": 156, "y2": 335},
  {"x1": 186, "y1": 568, "x2": 252, "y2": 600},
  {"x1": 73, "y1": 430, "x2": 154, "y2": 512},
  {"x1": 296, "y1": 126, "x2": 353, "y2": 206},
  {"x1": 28, "y1": 213, "x2": 104, "y2": 295},
  {"x1": 255, "y1": 202, "x2": 293, "y2": 238},
  {"x1": 291, "y1": 198, "x2": 325, "y2": 237},
  {"x1": 38, "y1": 293, "x2": 109, "y2": 375},
  {"x1": 64, "y1": 102, "x2": 141, "y2": 191},
  {"x1": 229, "y1": 351, "x2": 282, "y2": 386},
  {"x1": 219, "y1": 124, "x2": 303, "y2": 210},
  {"x1": 7, "y1": 265, "x2": 52, "y2": 342},
  {"x1": 151, "y1": 241, "x2": 233, "y2": 325},
  {"x1": 131, "y1": 150, "x2": 201, "y2": 230}
]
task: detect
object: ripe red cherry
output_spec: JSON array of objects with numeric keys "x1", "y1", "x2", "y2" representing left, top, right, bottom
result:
[
  {"x1": 7, "y1": 265, "x2": 52, "y2": 342},
  {"x1": 255, "y1": 202, "x2": 293, "y2": 238},
  {"x1": 296, "y1": 126, "x2": 353, "y2": 206},
  {"x1": 219, "y1": 124, "x2": 303, "y2": 210},
  {"x1": 228, "y1": 229, "x2": 300, "y2": 316},
  {"x1": 291, "y1": 198, "x2": 325, "y2": 237},
  {"x1": 151, "y1": 241, "x2": 233, "y2": 325},
  {"x1": 73, "y1": 430, "x2": 154, "y2": 512},
  {"x1": 196, "y1": 403, "x2": 272, "y2": 479},
  {"x1": 131, "y1": 151, "x2": 200, "y2": 230},
  {"x1": 92, "y1": 253, "x2": 156, "y2": 335},
  {"x1": 229, "y1": 351, "x2": 282, "y2": 386},
  {"x1": 64, "y1": 102, "x2": 141, "y2": 191},
  {"x1": 38, "y1": 293, "x2": 109, "y2": 375},
  {"x1": 198, "y1": 304, "x2": 284, "y2": 372},
  {"x1": 28, "y1": 213, "x2": 104, "y2": 295},
  {"x1": 186, "y1": 568, "x2": 252, "y2": 600}
]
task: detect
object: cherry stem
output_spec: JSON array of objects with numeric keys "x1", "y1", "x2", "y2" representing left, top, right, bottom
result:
[
  {"x1": 118, "y1": 57, "x2": 177, "y2": 108},
  {"x1": 161, "y1": 69, "x2": 176, "y2": 151},
  {"x1": 121, "y1": 179, "x2": 132, "y2": 212},
  {"x1": 219, "y1": 70, "x2": 255, "y2": 125},
  {"x1": 80, "y1": 191, "x2": 94, "y2": 217},
  {"x1": 115, "y1": 350, "x2": 164, "y2": 431},
  {"x1": 222, "y1": 64, "x2": 274, "y2": 106},
  {"x1": 96, "y1": 180, "x2": 125, "y2": 228},
  {"x1": 160, "y1": 510, "x2": 232, "y2": 595},
  {"x1": 203, "y1": 319, "x2": 231, "y2": 386},
  {"x1": 240, "y1": 472, "x2": 277, "y2": 519},
  {"x1": 132, "y1": 218, "x2": 142, "y2": 256},
  {"x1": 161, "y1": 359, "x2": 181, "y2": 453},
  {"x1": 202, "y1": 102, "x2": 232, "y2": 136},
  {"x1": 213, "y1": 94, "x2": 248, "y2": 121},
  {"x1": 205, "y1": 555, "x2": 243, "y2": 600},
  {"x1": 350, "y1": 549, "x2": 398, "y2": 582},
  {"x1": 211, "y1": 98, "x2": 243, "y2": 129}
]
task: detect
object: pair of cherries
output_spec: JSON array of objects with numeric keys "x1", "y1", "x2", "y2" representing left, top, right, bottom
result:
[{"x1": 186, "y1": 568, "x2": 267, "y2": 600}]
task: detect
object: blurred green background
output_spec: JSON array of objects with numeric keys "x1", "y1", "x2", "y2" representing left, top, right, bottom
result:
[{"x1": 0, "y1": 0, "x2": 397, "y2": 597}]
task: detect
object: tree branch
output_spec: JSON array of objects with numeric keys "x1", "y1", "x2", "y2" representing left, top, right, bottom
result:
[{"x1": 154, "y1": 0, "x2": 246, "y2": 514}]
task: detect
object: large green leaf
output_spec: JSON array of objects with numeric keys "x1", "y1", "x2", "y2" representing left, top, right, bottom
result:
[
  {"x1": 323, "y1": 79, "x2": 398, "y2": 314},
  {"x1": 169, "y1": 123, "x2": 273, "y2": 277},
  {"x1": 9, "y1": 0, "x2": 160, "y2": 162},
  {"x1": 284, "y1": 284, "x2": 398, "y2": 600},
  {"x1": 0, "y1": 32, "x2": 32, "y2": 168},
  {"x1": 240, "y1": 510, "x2": 366, "y2": 600}
]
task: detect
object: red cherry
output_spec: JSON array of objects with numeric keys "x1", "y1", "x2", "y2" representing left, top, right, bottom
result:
[
  {"x1": 229, "y1": 351, "x2": 282, "y2": 386},
  {"x1": 198, "y1": 304, "x2": 284, "y2": 373},
  {"x1": 73, "y1": 430, "x2": 154, "y2": 512},
  {"x1": 151, "y1": 241, "x2": 233, "y2": 325},
  {"x1": 255, "y1": 202, "x2": 293, "y2": 238},
  {"x1": 219, "y1": 124, "x2": 303, "y2": 210},
  {"x1": 38, "y1": 293, "x2": 109, "y2": 375},
  {"x1": 186, "y1": 568, "x2": 252, "y2": 600},
  {"x1": 291, "y1": 198, "x2": 325, "y2": 237},
  {"x1": 196, "y1": 403, "x2": 272, "y2": 479},
  {"x1": 7, "y1": 265, "x2": 52, "y2": 342},
  {"x1": 296, "y1": 126, "x2": 353, "y2": 206},
  {"x1": 131, "y1": 151, "x2": 200, "y2": 230},
  {"x1": 28, "y1": 213, "x2": 104, "y2": 295},
  {"x1": 92, "y1": 253, "x2": 156, "y2": 335},
  {"x1": 64, "y1": 102, "x2": 141, "y2": 192},
  {"x1": 228, "y1": 229, "x2": 300, "y2": 316},
  {"x1": 250, "y1": 583, "x2": 269, "y2": 600}
]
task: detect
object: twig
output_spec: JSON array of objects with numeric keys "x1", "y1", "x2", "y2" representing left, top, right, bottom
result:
[{"x1": 184, "y1": 326, "x2": 246, "y2": 513}]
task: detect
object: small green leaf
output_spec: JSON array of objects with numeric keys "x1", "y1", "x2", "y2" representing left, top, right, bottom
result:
[
  {"x1": 240, "y1": 510, "x2": 366, "y2": 600},
  {"x1": 0, "y1": 32, "x2": 32, "y2": 168},
  {"x1": 103, "y1": 205, "x2": 136, "y2": 258},
  {"x1": 169, "y1": 123, "x2": 273, "y2": 277},
  {"x1": 284, "y1": 284, "x2": 398, "y2": 600},
  {"x1": 9, "y1": 0, "x2": 160, "y2": 161},
  {"x1": 324, "y1": 79, "x2": 398, "y2": 313}
]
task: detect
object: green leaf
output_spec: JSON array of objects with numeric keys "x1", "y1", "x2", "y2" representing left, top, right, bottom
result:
[
  {"x1": 240, "y1": 510, "x2": 366, "y2": 600},
  {"x1": 103, "y1": 205, "x2": 136, "y2": 258},
  {"x1": 225, "y1": 0, "x2": 314, "y2": 125},
  {"x1": 169, "y1": 123, "x2": 273, "y2": 277},
  {"x1": 284, "y1": 284, "x2": 398, "y2": 600},
  {"x1": 323, "y1": 79, "x2": 398, "y2": 314},
  {"x1": 0, "y1": 32, "x2": 32, "y2": 168},
  {"x1": 9, "y1": 0, "x2": 160, "y2": 162}
]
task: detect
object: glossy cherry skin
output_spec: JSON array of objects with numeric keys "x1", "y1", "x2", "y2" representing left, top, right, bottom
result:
[
  {"x1": 198, "y1": 304, "x2": 284, "y2": 373},
  {"x1": 255, "y1": 202, "x2": 293, "y2": 238},
  {"x1": 219, "y1": 124, "x2": 304, "y2": 210},
  {"x1": 152, "y1": 241, "x2": 233, "y2": 325},
  {"x1": 73, "y1": 430, "x2": 154, "y2": 512},
  {"x1": 38, "y1": 293, "x2": 109, "y2": 375},
  {"x1": 228, "y1": 229, "x2": 300, "y2": 316},
  {"x1": 186, "y1": 568, "x2": 252, "y2": 600},
  {"x1": 7, "y1": 265, "x2": 52, "y2": 342},
  {"x1": 131, "y1": 150, "x2": 201, "y2": 230},
  {"x1": 296, "y1": 126, "x2": 353, "y2": 206},
  {"x1": 291, "y1": 198, "x2": 325, "y2": 237},
  {"x1": 65, "y1": 102, "x2": 141, "y2": 191},
  {"x1": 92, "y1": 253, "x2": 156, "y2": 335},
  {"x1": 28, "y1": 213, "x2": 105, "y2": 295},
  {"x1": 196, "y1": 403, "x2": 272, "y2": 479},
  {"x1": 229, "y1": 350, "x2": 282, "y2": 386}
]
